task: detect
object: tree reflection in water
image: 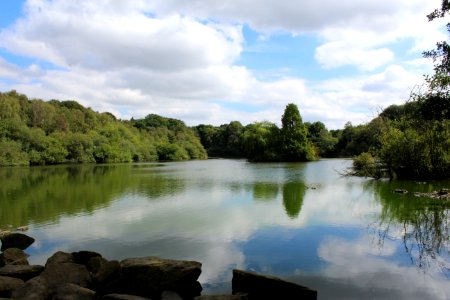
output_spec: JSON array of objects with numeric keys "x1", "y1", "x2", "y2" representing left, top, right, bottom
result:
[
  {"x1": 367, "y1": 180, "x2": 450, "y2": 276},
  {"x1": 282, "y1": 181, "x2": 306, "y2": 219}
]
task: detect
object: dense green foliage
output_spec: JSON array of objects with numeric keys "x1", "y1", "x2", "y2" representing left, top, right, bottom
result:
[
  {"x1": 196, "y1": 103, "x2": 317, "y2": 162},
  {"x1": 195, "y1": 121, "x2": 245, "y2": 158},
  {"x1": 304, "y1": 121, "x2": 338, "y2": 157},
  {"x1": 347, "y1": 1, "x2": 450, "y2": 180},
  {"x1": 0, "y1": 90, "x2": 207, "y2": 166},
  {"x1": 241, "y1": 121, "x2": 280, "y2": 161},
  {"x1": 280, "y1": 104, "x2": 315, "y2": 161}
]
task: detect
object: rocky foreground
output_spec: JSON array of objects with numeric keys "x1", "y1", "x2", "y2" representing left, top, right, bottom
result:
[{"x1": 0, "y1": 232, "x2": 317, "y2": 300}]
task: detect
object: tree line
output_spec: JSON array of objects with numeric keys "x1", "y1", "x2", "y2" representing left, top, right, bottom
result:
[
  {"x1": 194, "y1": 105, "x2": 384, "y2": 162},
  {"x1": 2, "y1": 87, "x2": 448, "y2": 181},
  {"x1": 1, "y1": 2, "x2": 449, "y2": 180},
  {"x1": 0, "y1": 90, "x2": 207, "y2": 166},
  {"x1": 350, "y1": 1, "x2": 450, "y2": 180},
  {"x1": 0, "y1": 89, "x2": 386, "y2": 166}
]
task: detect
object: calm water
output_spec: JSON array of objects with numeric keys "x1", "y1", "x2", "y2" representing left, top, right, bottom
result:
[{"x1": 1, "y1": 159, "x2": 449, "y2": 299}]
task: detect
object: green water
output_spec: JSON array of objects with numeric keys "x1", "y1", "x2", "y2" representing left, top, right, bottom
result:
[{"x1": 0, "y1": 159, "x2": 449, "y2": 299}]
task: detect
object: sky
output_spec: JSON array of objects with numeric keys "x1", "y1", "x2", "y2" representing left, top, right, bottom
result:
[{"x1": 0, "y1": 0, "x2": 447, "y2": 129}]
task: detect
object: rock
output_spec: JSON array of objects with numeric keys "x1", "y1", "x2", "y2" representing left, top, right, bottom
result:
[
  {"x1": 16, "y1": 226, "x2": 28, "y2": 231},
  {"x1": 11, "y1": 276, "x2": 50, "y2": 300},
  {"x1": 117, "y1": 256, "x2": 202, "y2": 299},
  {"x1": 72, "y1": 250, "x2": 102, "y2": 266},
  {"x1": 0, "y1": 231, "x2": 11, "y2": 239},
  {"x1": 161, "y1": 290, "x2": 182, "y2": 300},
  {"x1": 195, "y1": 296, "x2": 247, "y2": 300},
  {"x1": 414, "y1": 189, "x2": 450, "y2": 200},
  {"x1": 438, "y1": 188, "x2": 449, "y2": 195},
  {"x1": 0, "y1": 233, "x2": 35, "y2": 251},
  {"x1": 101, "y1": 294, "x2": 152, "y2": 300},
  {"x1": 45, "y1": 251, "x2": 74, "y2": 266},
  {"x1": 87, "y1": 256, "x2": 121, "y2": 290},
  {"x1": 0, "y1": 264, "x2": 44, "y2": 281},
  {"x1": 232, "y1": 269, "x2": 317, "y2": 300},
  {"x1": 393, "y1": 189, "x2": 408, "y2": 194},
  {"x1": 41, "y1": 261, "x2": 92, "y2": 290},
  {"x1": 52, "y1": 283, "x2": 96, "y2": 300},
  {"x1": 0, "y1": 276, "x2": 24, "y2": 297},
  {"x1": 0, "y1": 248, "x2": 29, "y2": 266}
]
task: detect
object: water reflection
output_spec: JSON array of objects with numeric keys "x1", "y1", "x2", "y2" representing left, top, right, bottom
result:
[
  {"x1": 367, "y1": 180, "x2": 450, "y2": 276},
  {"x1": 282, "y1": 181, "x2": 306, "y2": 219},
  {"x1": 0, "y1": 165, "x2": 131, "y2": 227},
  {"x1": 252, "y1": 182, "x2": 279, "y2": 201},
  {"x1": 0, "y1": 163, "x2": 187, "y2": 228},
  {"x1": 2, "y1": 159, "x2": 449, "y2": 299},
  {"x1": 317, "y1": 235, "x2": 450, "y2": 300}
]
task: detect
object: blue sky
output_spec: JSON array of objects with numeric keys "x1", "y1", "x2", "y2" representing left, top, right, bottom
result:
[{"x1": 0, "y1": 0, "x2": 446, "y2": 129}]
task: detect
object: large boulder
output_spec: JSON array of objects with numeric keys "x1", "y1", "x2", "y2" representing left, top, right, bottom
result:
[
  {"x1": 11, "y1": 276, "x2": 50, "y2": 300},
  {"x1": 45, "y1": 251, "x2": 74, "y2": 266},
  {"x1": 51, "y1": 283, "x2": 96, "y2": 300},
  {"x1": 41, "y1": 261, "x2": 92, "y2": 290},
  {"x1": 232, "y1": 269, "x2": 317, "y2": 300},
  {"x1": 87, "y1": 256, "x2": 121, "y2": 291},
  {"x1": 41, "y1": 251, "x2": 92, "y2": 290},
  {"x1": 72, "y1": 250, "x2": 102, "y2": 266},
  {"x1": 0, "y1": 248, "x2": 29, "y2": 266},
  {"x1": 161, "y1": 290, "x2": 182, "y2": 300},
  {"x1": 195, "y1": 296, "x2": 247, "y2": 300},
  {"x1": 115, "y1": 256, "x2": 202, "y2": 299},
  {"x1": 101, "y1": 294, "x2": 152, "y2": 300},
  {"x1": 0, "y1": 275, "x2": 24, "y2": 297},
  {"x1": 0, "y1": 264, "x2": 44, "y2": 281},
  {"x1": 0, "y1": 233, "x2": 35, "y2": 251}
]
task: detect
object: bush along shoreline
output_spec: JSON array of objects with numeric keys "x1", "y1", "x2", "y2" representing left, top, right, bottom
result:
[{"x1": 0, "y1": 232, "x2": 317, "y2": 300}]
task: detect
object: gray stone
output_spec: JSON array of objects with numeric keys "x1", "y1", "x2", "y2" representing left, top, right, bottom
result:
[
  {"x1": 88, "y1": 256, "x2": 121, "y2": 291},
  {"x1": 195, "y1": 296, "x2": 247, "y2": 300},
  {"x1": 52, "y1": 283, "x2": 96, "y2": 300},
  {"x1": 161, "y1": 290, "x2": 182, "y2": 300},
  {"x1": 117, "y1": 256, "x2": 202, "y2": 299},
  {"x1": 0, "y1": 275, "x2": 24, "y2": 297},
  {"x1": 0, "y1": 233, "x2": 35, "y2": 251},
  {"x1": 11, "y1": 276, "x2": 50, "y2": 300},
  {"x1": 45, "y1": 251, "x2": 74, "y2": 266},
  {"x1": 0, "y1": 264, "x2": 44, "y2": 281},
  {"x1": 101, "y1": 294, "x2": 152, "y2": 300},
  {"x1": 232, "y1": 269, "x2": 317, "y2": 300},
  {"x1": 0, "y1": 248, "x2": 29, "y2": 266},
  {"x1": 41, "y1": 262, "x2": 92, "y2": 289},
  {"x1": 72, "y1": 250, "x2": 102, "y2": 266}
]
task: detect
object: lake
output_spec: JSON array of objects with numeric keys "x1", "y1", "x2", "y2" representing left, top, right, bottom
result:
[{"x1": 0, "y1": 159, "x2": 449, "y2": 299}]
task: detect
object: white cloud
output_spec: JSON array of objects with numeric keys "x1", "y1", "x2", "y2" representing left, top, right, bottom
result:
[
  {"x1": 315, "y1": 44, "x2": 394, "y2": 71},
  {"x1": 1, "y1": 4, "x2": 243, "y2": 71},
  {"x1": 0, "y1": 0, "x2": 445, "y2": 129},
  {"x1": 144, "y1": 0, "x2": 432, "y2": 33},
  {"x1": 318, "y1": 236, "x2": 450, "y2": 299},
  {"x1": 0, "y1": 56, "x2": 21, "y2": 78}
]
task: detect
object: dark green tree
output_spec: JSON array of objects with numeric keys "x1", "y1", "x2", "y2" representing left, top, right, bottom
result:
[
  {"x1": 418, "y1": 0, "x2": 450, "y2": 120},
  {"x1": 372, "y1": 1, "x2": 450, "y2": 179},
  {"x1": 305, "y1": 121, "x2": 337, "y2": 157},
  {"x1": 242, "y1": 121, "x2": 280, "y2": 161},
  {"x1": 280, "y1": 103, "x2": 315, "y2": 161}
]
